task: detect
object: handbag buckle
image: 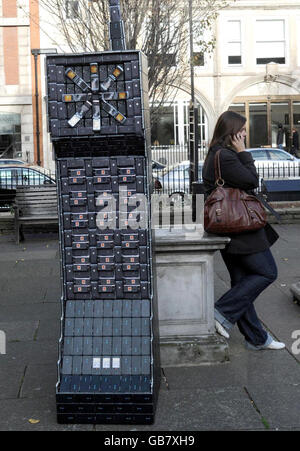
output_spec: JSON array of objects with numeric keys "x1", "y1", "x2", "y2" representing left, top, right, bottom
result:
[{"x1": 216, "y1": 178, "x2": 225, "y2": 187}]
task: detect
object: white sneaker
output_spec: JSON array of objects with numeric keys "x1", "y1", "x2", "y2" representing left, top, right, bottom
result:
[
  {"x1": 246, "y1": 338, "x2": 286, "y2": 350},
  {"x1": 215, "y1": 320, "x2": 229, "y2": 339},
  {"x1": 264, "y1": 340, "x2": 285, "y2": 350}
]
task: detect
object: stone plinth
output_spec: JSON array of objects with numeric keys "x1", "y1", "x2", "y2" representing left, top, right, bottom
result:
[
  {"x1": 154, "y1": 227, "x2": 230, "y2": 366},
  {"x1": 290, "y1": 281, "x2": 300, "y2": 305}
]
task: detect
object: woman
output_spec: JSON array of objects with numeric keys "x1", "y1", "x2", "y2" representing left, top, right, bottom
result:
[{"x1": 202, "y1": 111, "x2": 285, "y2": 350}]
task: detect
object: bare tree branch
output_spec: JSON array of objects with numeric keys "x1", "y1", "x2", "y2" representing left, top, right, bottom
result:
[{"x1": 37, "y1": 0, "x2": 234, "y2": 120}]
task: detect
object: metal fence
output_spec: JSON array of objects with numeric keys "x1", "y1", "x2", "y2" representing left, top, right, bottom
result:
[
  {"x1": 151, "y1": 145, "x2": 207, "y2": 167},
  {"x1": 1, "y1": 154, "x2": 300, "y2": 199},
  {"x1": 0, "y1": 167, "x2": 56, "y2": 190},
  {"x1": 153, "y1": 158, "x2": 300, "y2": 195}
]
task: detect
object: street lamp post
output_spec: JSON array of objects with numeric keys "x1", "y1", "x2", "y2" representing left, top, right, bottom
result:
[
  {"x1": 188, "y1": 0, "x2": 199, "y2": 193},
  {"x1": 189, "y1": 0, "x2": 195, "y2": 109},
  {"x1": 189, "y1": 0, "x2": 200, "y2": 222},
  {"x1": 31, "y1": 48, "x2": 57, "y2": 166}
]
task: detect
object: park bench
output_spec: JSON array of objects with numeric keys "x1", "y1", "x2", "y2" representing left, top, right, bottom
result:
[{"x1": 14, "y1": 185, "x2": 58, "y2": 244}]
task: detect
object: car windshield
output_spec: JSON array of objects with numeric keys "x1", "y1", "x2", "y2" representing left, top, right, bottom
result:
[
  {"x1": 152, "y1": 160, "x2": 166, "y2": 170},
  {"x1": 179, "y1": 165, "x2": 203, "y2": 180},
  {"x1": 268, "y1": 149, "x2": 294, "y2": 161},
  {"x1": 249, "y1": 149, "x2": 269, "y2": 160}
]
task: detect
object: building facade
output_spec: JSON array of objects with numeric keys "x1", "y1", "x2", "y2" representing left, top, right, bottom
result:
[
  {"x1": 0, "y1": 0, "x2": 65, "y2": 171},
  {"x1": 153, "y1": 0, "x2": 300, "y2": 155},
  {"x1": 0, "y1": 0, "x2": 34, "y2": 164},
  {"x1": 1, "y1": 0, "x2": 300, "y2": 170}
]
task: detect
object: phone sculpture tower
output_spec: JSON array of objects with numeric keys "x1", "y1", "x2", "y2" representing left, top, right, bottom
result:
[{"x1": 45, "y1": 0, "x2": 160, "y2": 424}]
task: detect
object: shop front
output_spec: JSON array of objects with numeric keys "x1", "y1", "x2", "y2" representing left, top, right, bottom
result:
[{"x1": 229, "y1": 96, "x2": 300, "y2": 154}]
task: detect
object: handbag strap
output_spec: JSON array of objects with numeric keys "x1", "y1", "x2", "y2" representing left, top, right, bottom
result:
[
  {"x1": 214, "y1": 149, "x2": 225, "y2": 186},
  {"x1": 255, "y1": 193, "x2": 282, "y2": 224}
]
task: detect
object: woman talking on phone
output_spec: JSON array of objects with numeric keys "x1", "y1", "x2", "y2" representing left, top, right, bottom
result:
[{"x1": 202, "y1": 110, "x2": 285, "y2": 350}]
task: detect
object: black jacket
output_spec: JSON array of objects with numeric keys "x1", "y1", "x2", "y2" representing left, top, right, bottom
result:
[{"x1": 202, "y1": 144, "x2": 279, "y2": 254}]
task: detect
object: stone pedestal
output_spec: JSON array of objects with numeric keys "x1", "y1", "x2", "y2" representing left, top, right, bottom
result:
[
  {"x1": 154, "y1": 227, "x2": 230, "y2": 366},
  {"x1": 290, "y1": 281, "x2": 300, "y2": 305}
]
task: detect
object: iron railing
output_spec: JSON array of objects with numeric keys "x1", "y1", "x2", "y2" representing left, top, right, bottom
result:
[
  {"x1": 151, "y1": 144, "x2": 207, "y2": 167},
  {"x1": 1, "y1": 156, "x2": 299, "y2": 199},
  {"x1": 153, "y1": 159, "x2": 300, "y2": 195},
  {"x1": 0, "y1": 167, "x2": 56, "y2": 190}
]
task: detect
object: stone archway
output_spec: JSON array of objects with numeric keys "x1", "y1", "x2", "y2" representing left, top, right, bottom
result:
[
  {"x1": 221, "y1": 74, "x2": 300, "y2": 112},
  {"x1": 174, "y1": 81, "x2": 216, "y2": 140}
]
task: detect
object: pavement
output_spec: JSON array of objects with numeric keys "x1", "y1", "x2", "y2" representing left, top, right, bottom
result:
[{"x1": 0, "y1": 224, "x2": 299, "y2": 432}]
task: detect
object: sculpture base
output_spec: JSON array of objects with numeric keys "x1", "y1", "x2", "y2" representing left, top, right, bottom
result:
[{"x1": 160, "y1": 334, "x2": 229, "y2": 367}]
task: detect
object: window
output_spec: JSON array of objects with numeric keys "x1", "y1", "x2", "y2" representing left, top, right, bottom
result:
[
  {"x1": 154, "y1": 53, "x2": 177, "y2": 68},
  {"x1": 227, "y1": 20, "x2": 242, "y2": 65},
  {"x1": 249, "y1": 150, "x2": 269, "y2": 160},
  {"x1": 184, "y1": 167, "x2": 190, "y2": 179},
  {"x1": 151, "y1": 100, "x2": 208, "y2": 149},
  {"x1": 268, "y1": 149, "x2": 293, "y2": 161},
  {"x1": 66, "y1": 1, "x2": 79, "y2": 19},
  {"x1": 249, "y1": 103, "x2": 268, "y2": 147},
  {"x1": 229, "y1": 104, "x2": 246, "y2": 117},
  {"x1": 193, "y1": 52, "x2": 205, "y2": 67},
  {"x1": 151, "y1": 104, "x2": 175, "y2": 146},
  {"x1": 256, "y1": 20, "x2": 286, "y2": 65},
  {"x1": 0, "y1": 113, "x2": 21, "y2": 159}
]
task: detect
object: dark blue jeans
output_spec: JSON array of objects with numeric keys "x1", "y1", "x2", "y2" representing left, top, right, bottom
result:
[{"x1": 215, "y1": 248, "x2": 278, "y2": 346}]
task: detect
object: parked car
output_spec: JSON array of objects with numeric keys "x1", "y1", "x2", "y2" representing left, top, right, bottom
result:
[
  {"x1": 152, "y1": 159, "x2": 166, "y2": 177},
  {"x1": 157, "y1": 161, "x2": 204, "y2": 196},
  {"x1": 0, "y1": 166, "x2": 56, "y2": 189},
  {"x1": 0, "y1": 159, "x2": 27, "y2": 165},
  {"x1": 152, "y1": 159, "x2": 167, "y2": 171},
  {"x1": 247, "y1": 147, "x2": 300, "y2": 161},
  {"x1": 247, "y1": 148, "x2": 300, "y2": 180}
]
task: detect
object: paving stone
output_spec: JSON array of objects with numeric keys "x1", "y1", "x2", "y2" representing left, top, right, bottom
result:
[
  {"x1": 0, "y1": 321, "x2": 39, "y2": 342},
  {"x1": 0, "y1": 360, "x2": 26, "y2": 400},
  {"x1": 97, "y1": 387, "x2": 264, "y2": 431},
  {"x1": 36, "y1": 318, "x2": 61, "y2": 341},
  {"x1": 1, "y1": 226, "x2": 300, "y2": 430},
  {"x1": 246, "y1": 383, "x2": 300, "y2": 430},
  {"x1": 4, "y1": 340, "x2": 58, "y2": 366},
  {"x1": 20, "y1": 364, "x2": 58, "y2": 399},
  {"x1": 0, "y1": 302, "x2": 60, "y2": 322},
  {"x1": 0, "y1": 397, "x2": 93, "y2": 431}
]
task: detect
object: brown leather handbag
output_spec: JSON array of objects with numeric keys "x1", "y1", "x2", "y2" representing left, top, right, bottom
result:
[{"x1": 204, "y1": 150, "x2": 267, "y2": 235}]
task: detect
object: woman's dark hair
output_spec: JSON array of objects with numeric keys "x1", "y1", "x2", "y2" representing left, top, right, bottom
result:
[{"x1": 209, "y1": 110, "x2": 246, "y2": 150}]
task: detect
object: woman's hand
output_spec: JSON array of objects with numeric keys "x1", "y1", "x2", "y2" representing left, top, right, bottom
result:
[{"x1": 231, "y1": 134, "x2": 246, "y2": 153}]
